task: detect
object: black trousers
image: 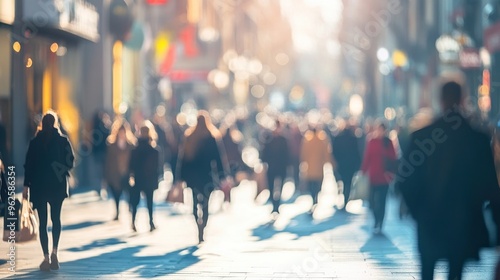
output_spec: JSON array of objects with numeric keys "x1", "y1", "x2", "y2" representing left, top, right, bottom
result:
[
  {"x1": 267, "y1": 173, "x2": 285, "y2": 213},
  {"x1": 109, "y1": 177, "x2": 129, "y2": 217},
  {"x1": 192, "y1": 189, "x2": 210, "y2": 229},
  {"x1": 421, "y1": 254, "x2": 465, "y2": 280},
  {"x1": 36, "y1": 199, "x2": 64, "y2": 255},
  {"x1": 369, "y1": 185, "x2": 389, "y2": 228},
  {"x1": 109, "y1": 185, "x2": 122, "y2": 216},
  {"x1": 129, "y1": 188, "x2": 154, "y2": 224},
  {"x1": 338, "y1": 171, "x2": 354, "y2": 206}
]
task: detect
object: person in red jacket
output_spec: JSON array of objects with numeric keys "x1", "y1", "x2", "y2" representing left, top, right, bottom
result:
[{"x1": 361, "y1": 122, "x2": 397, "y2": 234}]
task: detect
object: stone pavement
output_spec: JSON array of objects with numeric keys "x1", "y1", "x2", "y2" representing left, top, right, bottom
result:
[{"x1": 0, "y1": 177, "x2": 498, "y2": 279}]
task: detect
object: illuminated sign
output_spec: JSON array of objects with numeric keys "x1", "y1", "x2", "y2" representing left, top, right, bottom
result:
[
  {"x1": 459, "y1": 48, "x2": 482, "y2": 69},
  {"x1": 0, "y1": 0, "x2": 15, "y2": 25},
  {"x1": 58, "y1": 0, "x2": 100, "y2": 42},
  {"x1": 147, "y1": 0, "x2": 168, "y2": 4},
  {"x1": 22, "y1": 0, "x2": 99, "y2": 42}
]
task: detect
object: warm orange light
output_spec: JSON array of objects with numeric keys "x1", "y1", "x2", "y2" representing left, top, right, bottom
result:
[
  {"x1": 392, "y1": 50, "x2": 408, "y2": 67},
  {"x1": 112, "y1": 41, "x2": 123, "y2": 114},
  {"x1": 479, "y1": 96, "x2": 491, "y2": 112},
  {"x1": 289, "y1": 85, "x2": 305, "y2": 102},
  {"x1": 13, "y1": 41, "x2": 21, "y2": 52},
  {"x1": 483, "y1": 69, "x2": 490, "y2": 88},
  {"x1": 42, "y1": 70, "x2": 52, "y2": 113},
  {"x1": 26, "y1": 58, "x2": 33, "y2": 68},
  {"x1": 187, "y1": 0, "x2": 202, "y2": 24},
  {"x1": 50, "y1": 43, "x2": 59, "y2": 53},
  {"x1": 479, "y1": 85, "x2": 490, "y2": 96}
]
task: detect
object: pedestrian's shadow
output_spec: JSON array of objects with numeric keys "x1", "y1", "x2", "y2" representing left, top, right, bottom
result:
[
  {"x1": 61, "y1": 221, "x2": 106, "y2": 231},
  {"x1": 65, "y1": 237, "x2": 127, "y2": 252},
  {"x1": 360, "y1": 233, "x2": 404, "y2": 268},
  {"x1": 252, "y1": 210, "x2": 353, "y2": 241},
  {"x1": 10, "y1": 245, "x2": 201, "y2": 279}
]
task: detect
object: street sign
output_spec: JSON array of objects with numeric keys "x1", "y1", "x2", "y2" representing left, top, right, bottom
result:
[
  {"x1": 146, "y1": 0, "x2": 168, "y2": 4},
  {"x1": 459, "y1": 48, "x2": 482, "y2": 69}
]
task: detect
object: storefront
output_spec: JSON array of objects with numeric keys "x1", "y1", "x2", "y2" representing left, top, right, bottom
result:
[
  {"x1": 20, "y1": 0, "x2": 99, "y2": 143},
  {"x1": 0, "y1": 0, "x2": 15, "y2": 162},
  {"x1": 11, "y1": 0, "x2": 99, "y2": 171}
]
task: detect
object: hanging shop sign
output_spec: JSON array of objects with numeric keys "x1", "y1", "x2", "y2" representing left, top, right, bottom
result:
[
  {"x1": 58, "y1": 0, "x2": 100, "y2": 41},
  {"x1": 459, "y1": 48, "x2": 482, "y2": 69},
  {"x1": 22, "y1": 0, "x2": 99, "y2": 42},
  {"x1": 109, "y1": 0, "x2": 134, "y2": 41}
]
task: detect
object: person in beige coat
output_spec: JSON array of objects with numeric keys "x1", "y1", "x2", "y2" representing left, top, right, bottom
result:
[
  {"x1": 105, "y1": 119, "x2": 136, "y2": 221},
  {"x1": 300, "y1": 127, "x2": 335, "y2": 214}
]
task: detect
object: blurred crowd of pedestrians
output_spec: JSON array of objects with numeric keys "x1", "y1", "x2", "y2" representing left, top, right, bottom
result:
[{"x1": 3, "y1": 81, "x2": 500, "y2": 279}]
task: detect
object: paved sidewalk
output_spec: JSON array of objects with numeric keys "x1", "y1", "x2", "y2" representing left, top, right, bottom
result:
[{"x1": 0, "y1": 178, "x2": 497, "y2": 279}]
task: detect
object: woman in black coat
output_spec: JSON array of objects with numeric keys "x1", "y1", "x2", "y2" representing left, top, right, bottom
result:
[
  {"x1": 23, "y1": 112, "x2": 74, "y2": 271},
  {"x1": 129, "y1": 121, "x2": 160, "y2": 232},
  {"x1": 177, "y1": 111, "x2": 229, "y2": 244}
]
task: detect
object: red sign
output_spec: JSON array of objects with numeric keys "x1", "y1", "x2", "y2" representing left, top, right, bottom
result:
[
  {"x1": 484, "y1": 22, "x2": 500, "y2": 53},
  {"x1": 146, "y1": 0, "x2": 167, "y2": 4},
  {"x1": 459, "y1": 48, "x2": 482, "y2": 69},
  {"x1": 167, "y1": 70, "x2": 209, "y2": 82}
]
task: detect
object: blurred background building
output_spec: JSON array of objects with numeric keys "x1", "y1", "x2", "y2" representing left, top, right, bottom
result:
[{"x1": 2, "y1": 0, "x2": 500, "y2": 181}]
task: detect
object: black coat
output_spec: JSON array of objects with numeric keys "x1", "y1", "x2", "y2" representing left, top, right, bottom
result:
[
  {"x1": 179, "y1": 136, "x2": 225, "y2": 193},
  {"x1": 0, "y1": 164, "x2": 6, "y2": 203},
  {"x1": 23, "y1": 129, "x2": 74, "y2": 205},
  {"x1": 261, "y1": 134, "x2": 290, "y2": 177},
  {"x1": 332, "y1": 129, "x2": 361, "y2": 177},
  {"x1": 398, "y1": 112, "x2": 500, "y2": 261},
  {"x1": 129, "y1": 139, "x2": 160, "y2": 192}
]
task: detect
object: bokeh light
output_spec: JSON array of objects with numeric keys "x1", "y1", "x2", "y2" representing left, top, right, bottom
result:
[
  {"x1": 12, "y1": 41, "x2": 21, "y2": 53},
  {"x1": 50, "y1": 43, "x2": 59, "y2": 53},
  {"x1": 251, "y1": 85, "x2": 265, "y2": 99},
  {"x1": 384, "y1": 107, "x2": 396, "y2": 121},
  {"x1": 275, "y1": 53, "x2": 289, "y2": 66},
  {"x1": 26, "y1": 57, "x2": 33, "y2": 68},
  {"x1": 349, "y1": 94, "x2": 363, "y2": 116},
  {"x1": 377, "y1": 48, "x2": 389, "y2": 62}
]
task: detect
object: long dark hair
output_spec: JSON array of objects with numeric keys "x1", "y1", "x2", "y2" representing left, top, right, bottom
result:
[
  {"x1": 183, "y1": 111, "x2": 221, "y2": 160},
  {"x1": 36, "y1": 111, "x2": 62, "y2": 145}
]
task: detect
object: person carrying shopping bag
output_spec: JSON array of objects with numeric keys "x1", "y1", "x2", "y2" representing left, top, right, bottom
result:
[{"x1": 23, "y1": 111, "x2": 74, "y2": 271}]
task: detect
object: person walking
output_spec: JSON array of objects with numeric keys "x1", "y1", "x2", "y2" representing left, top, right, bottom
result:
[
  {"x1": 361, "y1": 122, "x2": 397, "y2": 234},
  {"x1": 129, "y1": 121, "x2": 160, "y2": 232},
  {"x1": 105, "y1": 119, "x2": 136, "y2": 221},
  {"x1": 332, "y1": 120, "x2": 361, "y2": 209},
  {"x1": 286, "y1": 121, "x2": 303, "y2": 194},
  {"x1": 177, "y1": 111, "x2": 229, "y2": 243},
  {"x1": 300, "y1": 127, "x2": 334, "y2": 215},
  {"x1": 261, "y1": 120, "x2": 290, "y2": 216},
  {"x1": 91, "y1": 110, "x2": 111, "y2": 198},
  {"x1": 23, "y1": 111, "x2": 74, "y2": 271},
  {"x1": 398, "y1": 81, "x2": 500, "y2": 280}
]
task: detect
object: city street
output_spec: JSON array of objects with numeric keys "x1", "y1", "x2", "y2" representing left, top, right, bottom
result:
[
  {"x1": 1, "y1": 1, "x2": 500, "y2": 279},
  {"x1": 0, "y1": 177, "x2": 498, "y2": 280}
]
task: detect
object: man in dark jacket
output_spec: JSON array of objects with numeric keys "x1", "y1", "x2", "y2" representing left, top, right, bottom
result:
[
  {"x1": 333, "y1": 121, "x2": 361, "y2": 208},
  {"x1": 397, "y1": 81, "x2": 500, "y2": 280},
  {"x1": 261, "y1": 120, "x2": 290, "y2": 215}
]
